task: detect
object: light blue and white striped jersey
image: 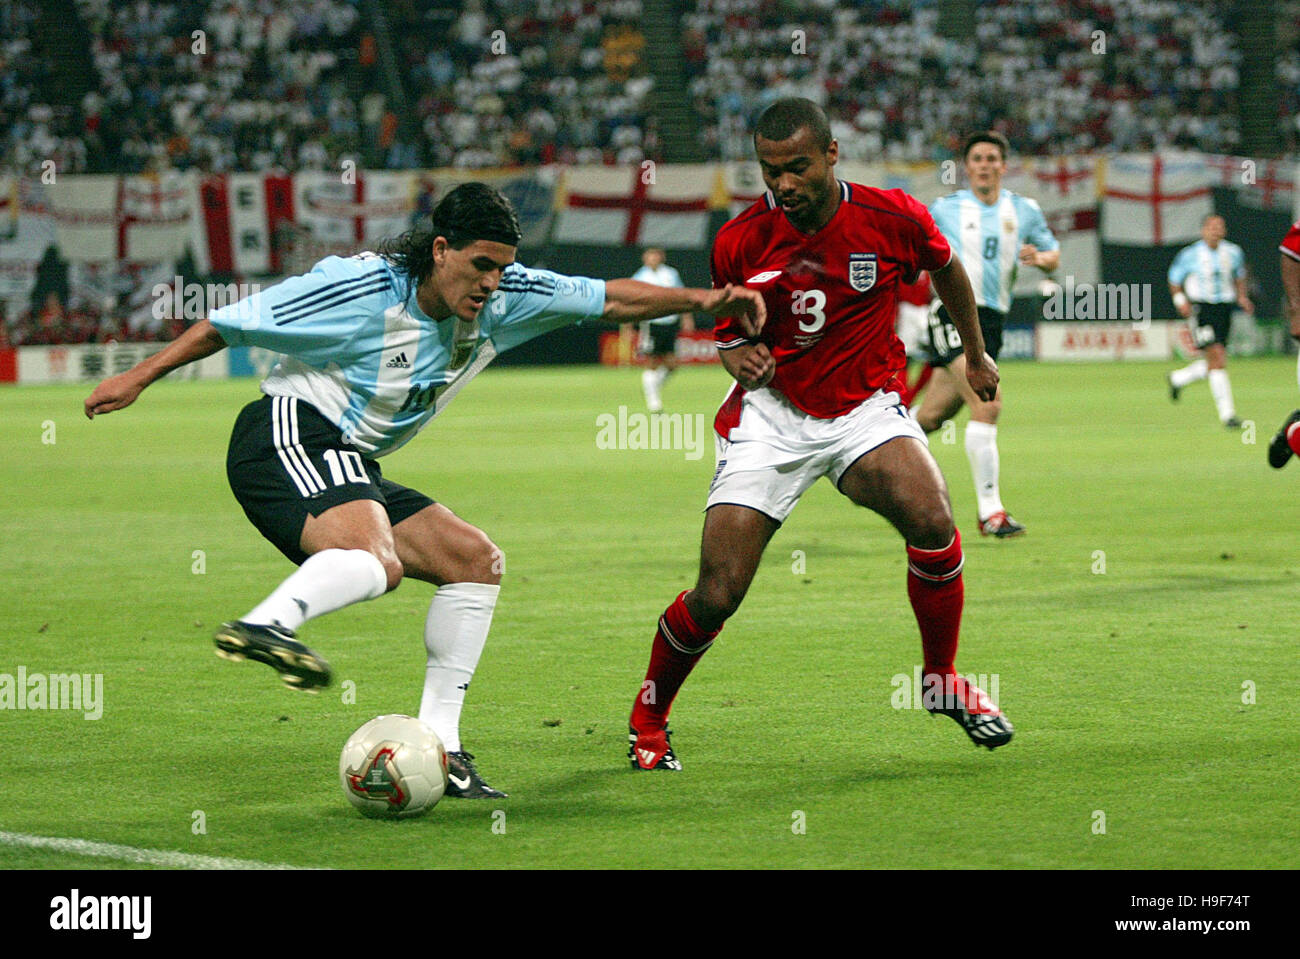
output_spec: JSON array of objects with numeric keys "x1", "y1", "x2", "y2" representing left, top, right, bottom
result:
[
  {"x1": 210, "y1": 253, "x2": 605, "y2": 457},
  {"x1": 929, "y1": 188, "x2": 1059, "y2": 313},
  {"x1": 1167, "y1": 240, "x2": 1245, "y2": 304},
  {"x1": 631, "y1": 263, "x2": 684, "y2": 324}
]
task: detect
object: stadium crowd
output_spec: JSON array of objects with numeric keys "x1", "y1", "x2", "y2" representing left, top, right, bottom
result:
[
  {"x1": 1, "y1": 0, "x2": 1296, "y2": 350},
  {"x1": 391, "y1": 0, "x2": 655, "y2": 168},
  {"x1": 684, "y1": 0, "x2": 1243, "y2": 161},
  {"x1": 0, "y1": 291, "x2": 185, "y2": 348},
  {"x1": 3, "y1": 0, "x2": 368, "y2": 176},
  {"x1": 0, "y1": 2, "x2": 80, "y2": 176},
  {"x1": 0, "y1": 0, "x2": 655, "y2": 177},
  {"x1": 2, "y1": 0, "x2": 1294, "y2": 176}
]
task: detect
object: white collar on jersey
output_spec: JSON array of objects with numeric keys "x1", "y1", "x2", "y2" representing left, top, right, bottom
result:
[{"x1": 764, "y1": 179, "x2": 851, "y2": 209}]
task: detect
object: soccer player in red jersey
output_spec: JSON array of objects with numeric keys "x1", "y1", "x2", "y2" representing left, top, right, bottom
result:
[
  {"x1": 627, "y1": 99, "x2": 1014, "y2": 771},
  {"x1": 1267, "y1": 223, "x2": 1300, "y2": 467}
]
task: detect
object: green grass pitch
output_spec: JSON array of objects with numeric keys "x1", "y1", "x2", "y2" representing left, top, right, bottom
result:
[{"x1": 2, "y1": 357, "x2": 1297, "y2": 868}]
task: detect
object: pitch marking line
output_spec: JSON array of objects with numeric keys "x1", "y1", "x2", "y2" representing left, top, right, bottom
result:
[{"x1": 0, "y1": 830, "x2": 313, "y2": 870}]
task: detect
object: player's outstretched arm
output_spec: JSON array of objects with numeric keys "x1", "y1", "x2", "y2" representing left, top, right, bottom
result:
[
  {"x1": 84, "y1": 319, "x2": 228, "y2": 418},
  {"x1": 602, "y1": 279, "x2": 765, "y2": 337},
  {"x1": 930, "y1": 255, "x2": 998, "y2": 402}
]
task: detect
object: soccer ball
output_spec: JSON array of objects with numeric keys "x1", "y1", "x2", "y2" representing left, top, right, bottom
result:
[{"x1": 340, "y1": 714, "x2": 448, "y2": 819}]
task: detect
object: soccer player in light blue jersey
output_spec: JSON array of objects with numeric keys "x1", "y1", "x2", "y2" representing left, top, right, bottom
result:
[
  {"x1": 629, "y1": 247, "x2": 694, "y2": 412},
  {"x1": 84, "y1": 183, "x2": 764, "y2": 798},
  {"x1": 914, "y1": 132, "x2": 1059, "y2": 538},
  {"x1": 1166, "y1": 215, "x2": 1253, "y2": 428}
]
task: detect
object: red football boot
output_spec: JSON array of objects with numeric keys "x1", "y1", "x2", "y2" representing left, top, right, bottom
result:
[
  {"x1": 628, "y1": 724, "x2": 683, "y2": 771},
  {"x1": 924, "y1": 673, "x2": 1014, "y2": 749}
]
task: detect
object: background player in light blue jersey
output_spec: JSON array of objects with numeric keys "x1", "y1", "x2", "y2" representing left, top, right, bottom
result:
[
  {"x1": 1166, "y1": 214, "x2": 1253, "y2": 428},
  {"x1": 83, "y1": 183, "x2": 764, "y2": 798},
  {"x1": 914, "y1": 131, "x2": 1059, "y2": 538},
  {"x1": 629, "y1": 247, "x2": 694, "y2": 412}
]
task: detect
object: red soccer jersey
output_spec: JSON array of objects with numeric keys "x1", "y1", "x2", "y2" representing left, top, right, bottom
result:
[
  {"x1": 1281, "y1": 223, "x2": 1300, "y2": 262},
  {"x1": 896, "y1": 273, "x2": 933, "y2": 307},
  {"x1": 711, "y1": 180, "x2": 952, "y2": 420}
]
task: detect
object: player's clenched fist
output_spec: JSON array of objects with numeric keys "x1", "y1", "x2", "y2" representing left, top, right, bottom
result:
[
  {"x1": 697, "y1": 283, "x2": 766, "y2": 338},
  {"x1": 732, "y1": 342, "x2": 775, "y2": 391},
  {"x1": 965, "y1": 352, "x2": 999, "y2": 402}
]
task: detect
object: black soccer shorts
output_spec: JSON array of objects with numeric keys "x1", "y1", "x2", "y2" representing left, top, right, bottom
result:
[
  {"x1": 640, "y1": 321, "x2": 680, "y2": 356},
  {"x1": 926, "y1": 304, "x2": 1006, "y2": 367},
  {"x1": 1189, "y1": 302, "x2": 1233, "y2": 349},
  {"x1": 226, "y1": 394, "x2": 435, "y2": 565}
]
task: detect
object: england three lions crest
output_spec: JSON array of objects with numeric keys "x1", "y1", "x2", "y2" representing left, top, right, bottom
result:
[{"x1": 848, "y1": 253, "x2": 877, "y2": 292}]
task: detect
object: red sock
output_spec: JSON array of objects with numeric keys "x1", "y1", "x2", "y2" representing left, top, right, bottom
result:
[
  {"x1": 1287, "y1": 422, "x2": 1300, "y2": 457},
  {"x1": 630, "y1": 590, "x2": 720, "y2": 733},
  {"x1": 906, "y1": 530, "x2": 964, "y2": 677}
]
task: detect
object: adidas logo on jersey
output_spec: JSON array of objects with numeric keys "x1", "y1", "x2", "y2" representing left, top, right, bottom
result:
[{"x1": 386, "y1": 352, "x2": 411, "y2": 369}]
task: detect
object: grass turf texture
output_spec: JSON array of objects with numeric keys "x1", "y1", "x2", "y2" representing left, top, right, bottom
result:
[{"x1": 2, "y1": 358, "x2": 1297, "y2": 869}]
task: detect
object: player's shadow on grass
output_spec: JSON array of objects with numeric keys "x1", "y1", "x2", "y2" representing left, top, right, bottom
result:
[
  {"x1": 320, "y1": 801, "x2": 509, "y2": 825},
  {"x1": 322, "y1": 749, "x2": 1013, "y2": 827},
  {"x1": 1024, "y1": 572, "x2": 1284, "y2": 607},
  {"x1": 515, "y1": 755, "x2": 995, "y2": 813}
]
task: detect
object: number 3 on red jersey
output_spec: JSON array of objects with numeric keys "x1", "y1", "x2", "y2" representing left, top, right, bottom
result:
[{"x1": 792, "y1": 290, "x2": 827, "y2": 333}]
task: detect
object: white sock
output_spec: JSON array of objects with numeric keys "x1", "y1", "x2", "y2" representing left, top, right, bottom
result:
[
  {"x1": 1208, "y1": 368, "x2": 1236, "y2": 422},
  {"x1": 642, "y1": 368, "x2": 662, "y2": 411},
  {"x1": 418, "y1": 582, "x2": 500, "y2": 753},
  {"x1": 1171, "y1": 359, "x2": 1208, "y2": 389},
  {"x1": 965, "y1": 421, "x2": 1004, "y2": 520},
  {"x1": 242, "y1": 548, "x2": 387, "y2": 632}
]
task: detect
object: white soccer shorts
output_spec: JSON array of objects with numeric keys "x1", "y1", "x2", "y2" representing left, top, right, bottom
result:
[{"x1": 706, "y1": 386, "x2": 928, "y2": 523}]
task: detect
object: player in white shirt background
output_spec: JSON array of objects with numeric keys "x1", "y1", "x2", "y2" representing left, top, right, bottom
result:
[
  {"x1": 83, "y1": 183, "x2": 764, "y2": 799},
  {"x1": 1166, "y1": 215, "x2": 1253, "y2": 429},
  {"x1": 628, "y1": 247, "x2": 694, "y2": 412}
]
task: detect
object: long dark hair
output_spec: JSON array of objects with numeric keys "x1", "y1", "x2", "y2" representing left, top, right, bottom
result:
[{"x1": 377, "y1": 183, "x2": 522, "y2": 290}]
